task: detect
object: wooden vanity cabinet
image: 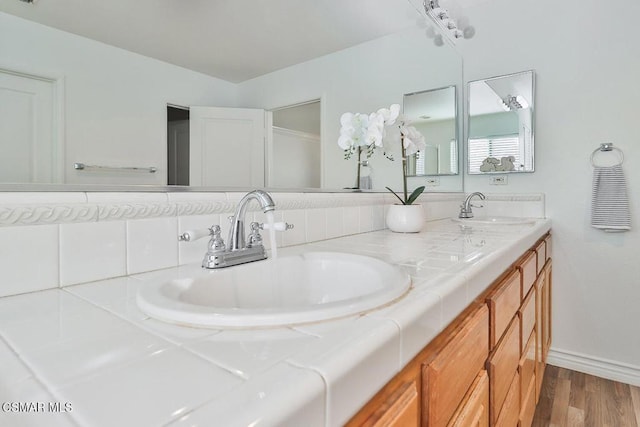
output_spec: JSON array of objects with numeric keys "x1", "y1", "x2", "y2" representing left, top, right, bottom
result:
[
  {"x1": 347, "y1": 234, "x2": 552, "y2": 427},
  {"x1": 346, "y1": 303, "x2": 490, "y2": 427}
]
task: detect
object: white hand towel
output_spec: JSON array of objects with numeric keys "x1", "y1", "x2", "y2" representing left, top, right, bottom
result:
[{"x1": 591, "y1": 164, "x2": 631, "y2": 232}]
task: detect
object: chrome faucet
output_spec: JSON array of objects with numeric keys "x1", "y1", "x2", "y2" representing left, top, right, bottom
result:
[
  {"x1": 179, "y1": 190, "x2": 292, "y2": 269},
  {"x1": 459, "y1": 192, "x2": 485, "y2": 219},
  {"x1": 228, "y1": 190, "x2": 275, "y2": 251}
]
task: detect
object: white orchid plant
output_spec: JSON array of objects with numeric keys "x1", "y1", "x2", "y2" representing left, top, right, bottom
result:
[{"x1": 338, "y1": 104, "x2": 427, "y2": 205}]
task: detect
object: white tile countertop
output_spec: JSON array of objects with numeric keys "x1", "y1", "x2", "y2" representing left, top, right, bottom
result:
[{"x1": 0, "y1": 218, "x2": 551, "y2": 427}]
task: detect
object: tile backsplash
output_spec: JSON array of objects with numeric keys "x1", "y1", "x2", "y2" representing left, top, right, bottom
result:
[{"x1": 0, "y1": 191, "x2": 544, "y2": 298}]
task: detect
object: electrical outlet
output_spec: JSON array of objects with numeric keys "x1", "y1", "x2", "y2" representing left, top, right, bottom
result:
[
  {"x1": 490, "y1": 175, "x2": 508, "y2": 185},
  {"x1": 425, "y1": 177, "x2": 440, "y2": 186}
]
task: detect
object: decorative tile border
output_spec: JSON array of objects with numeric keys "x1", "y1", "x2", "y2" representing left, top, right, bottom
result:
[
  {"x1": 0, "y1": 191, "x2": 465, "y2": 227},
  {"x1": 0, "y1": 204, "x2": 99, "y2": 226},
  {"x1": 0, "y1": 192, "x2": 546, "y2": 227}
]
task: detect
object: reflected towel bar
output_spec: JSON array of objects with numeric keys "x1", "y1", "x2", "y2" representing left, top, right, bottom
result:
[{"x1": 74, "y1": 163, "x2": 157, "y2": 173}]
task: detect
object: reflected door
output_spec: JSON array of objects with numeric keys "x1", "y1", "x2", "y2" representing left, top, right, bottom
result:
[
  {"x1": 0, "y1": 70, "x2": 58, "y2": 183},
  {"x1": 189, "y1": 107, "x2": 265, "y2": 187}
]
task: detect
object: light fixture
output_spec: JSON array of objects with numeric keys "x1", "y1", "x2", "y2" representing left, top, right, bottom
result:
[
  {"x1": 423, "y1": 0, "x2": 465, "y2": 43},
  {"x1": 499, "y1": 95, "x2": 530, "y2": 111}
]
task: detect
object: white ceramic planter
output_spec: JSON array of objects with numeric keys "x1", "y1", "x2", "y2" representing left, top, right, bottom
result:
[{"x1": 386, "y1": 204, "x2": 425, "y2": 233}]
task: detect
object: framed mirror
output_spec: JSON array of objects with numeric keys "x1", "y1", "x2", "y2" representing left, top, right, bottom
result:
[
  {"x1": 467, "y1": 70, "x2": 535, "y2": 174},
  {"x1": 0, "y1": 3, "x2": 463, "y2": 192},
  {"x1": 403, "y1": 86, "x2": 458, "y2": 176}
]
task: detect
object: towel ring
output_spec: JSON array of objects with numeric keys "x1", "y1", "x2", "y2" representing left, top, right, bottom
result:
[{"x1": 590, "y1": 143, "x2": 624, "y2": 167}]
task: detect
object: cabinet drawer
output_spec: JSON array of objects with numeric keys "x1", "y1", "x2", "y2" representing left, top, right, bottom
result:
[
  {"x1": 362, "y1": 380, "x2": 419, "y2": 427},
  {"x1": 517, "y1": 251, "x2": 537, "y2": 300},
  {"x1": 519, "y1": 331, "x2": 536, "y2": 407},
  {"x1": 535, "y1": 241, "x2": 546, "y2": 274},
  {"x1": 487, "y1": 316, "x2": 520, "y2": 424},
  {"x1": 520, "y1": 373, "x2": 536, "y2": 427},
  {"x1": 423, "y1": 305, "x2": 489, "y2": 427},
  {"x1": 487, "y1": 270, "x2": 521, "y2": 349},
  {"x1": 447, "y1": 370, "x2": 489, "y2": 427},
  {"x1": 519, "y1": 287, "x2": 536, "y2": 354},
  {"x1": 495, "y1": 372, "x2": 520, "y2": 427}
]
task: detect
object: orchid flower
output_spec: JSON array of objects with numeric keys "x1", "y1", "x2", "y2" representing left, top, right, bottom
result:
[
  {"x1": 365, "y1": 112, "x2": 385, "y2": 147},
  {"x1": 401, "y1": 124, "x2": 426, "y2": 156},
  {"x1": 377, "y1": 104, "x2": 401, "y2": 126},
  {"x1": 338, "y1": 112, "x2": 372, "y2": 158},
  {"x1": 337, "y1": 104, "x2": 427, "y2": 203}
]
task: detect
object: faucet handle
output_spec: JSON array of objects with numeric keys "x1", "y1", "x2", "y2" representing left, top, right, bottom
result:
[
  {"x1": 247, "y1": 222, "x2": 263, "y2": 248},
  {"x1": 179, "y1": 228, "x2": 211, "y2": 242},
  {"x1": 207, "y1": 225, "x2": 226, "y2": 253},
  {"x1": 259, "y1": 222, "x2": 294, "y2": 232}
]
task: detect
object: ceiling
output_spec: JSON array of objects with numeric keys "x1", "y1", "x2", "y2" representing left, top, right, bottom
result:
[{"x1": 0, "y1": 0, "x2": 426, "y2": 83}]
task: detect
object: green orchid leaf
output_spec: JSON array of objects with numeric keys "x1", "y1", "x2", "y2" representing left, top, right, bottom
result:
[
  {"x1": 385, "y1": 187, "x2": 406, "y2": 205},
  {"x1": 405, "y1": 186, "x2": 425, "y2": 205}
]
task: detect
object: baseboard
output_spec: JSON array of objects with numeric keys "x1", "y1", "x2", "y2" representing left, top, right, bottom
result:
[{"x1": 547, "y1": 348, "x2": 640, "y2": 387}]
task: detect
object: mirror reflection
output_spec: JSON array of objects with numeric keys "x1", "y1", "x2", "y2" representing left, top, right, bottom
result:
[
  {"x1": 403, "y1": 86, "x2": 458, "y2": 176},
  {"x1": 269, "y1": 100, "x2": 321, "y2": 188},
  {"x1": 0, "y1": 6, "x2": 463, "y2": 191},
  {"x1": 467, "y1": 70, "x2": 535, "y2": 174}
]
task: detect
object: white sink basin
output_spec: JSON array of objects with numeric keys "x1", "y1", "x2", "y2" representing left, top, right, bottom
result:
[
  {"x1": 452, "y1": 216, "x2": 536, "y2": 225},
  {"x1": 136, "y1": 252, "x2": 411, "y2": 328}
]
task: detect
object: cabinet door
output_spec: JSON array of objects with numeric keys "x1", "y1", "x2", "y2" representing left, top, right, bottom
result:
[
  {"x1": 487, "y1": 270, "x2": 521, "y2": 349},
  {"x1": 495, "y1": 372, "x2": 520, "y2": 427},
  {"x1": 447, "y1": 371, "x2": 489, "y2": 427},
  {"x1": 542, "y1": 262, "x2": 553, "y2": 361},
  {"x1": 423, "y1": 305, "x2": 489, "y2": 427},
  {"x1": 535, "y1": 240, "x2": 546, "y2": 274},
  {"x1": 544, "y1": 234, "x2": 552, "y2": 261},
  {"x1": 519, "y1": 287, "x2": 536, "y2": 354},
  {"x1": 361, "y1": 380, "x2": 419, "y2": 427},
  {"x1": 486, "y1": 315, "x2": 520, "y2": 425},
  {"x1": 517, "y1": 251, "x2": 537, "y2": 300},
  {"x1": 519, "y1": 331, "x2": 536, "y2": 408},
  {"x1": 520, "y1": 370, "x2": 537, "y2": 427},
  {"x1": 535, "y1": 273, "x2": 546, "y2": 399}
]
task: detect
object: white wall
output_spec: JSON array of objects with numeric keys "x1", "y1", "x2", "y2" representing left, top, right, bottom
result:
[
  {"x1": 0, "y1": 12, "x2": 237, "y2": 186},
  {"x1": 459, "y1": 0, "x2": 640, "y2": 379},
  {"x1": 236, "y1": 26, "x2": 464, "y2": 192}
]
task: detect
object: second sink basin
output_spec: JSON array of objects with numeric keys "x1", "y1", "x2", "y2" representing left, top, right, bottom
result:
[
  {"x1": 452, "y1": 216, "x2": 536, "y2": 225},
  {"x1": 137, "y1": 252, "x2": 411, "y2": 328}
]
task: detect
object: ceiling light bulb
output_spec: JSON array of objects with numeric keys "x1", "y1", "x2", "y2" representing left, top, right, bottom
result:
[
  {"x1": 515, "y1": 95, "x2": 529, "y2": 109},
  {"x1": 463, "y1": 26, "x2": 476, "y2": 39},
  {"x1": 444, "y1": 19, "x2": 457, "y2": 30},
  {"x1": 423, "y1": 0, "x2": 440, "y2": 12},
  {"x1": 431, "y1": 7, "x2": 449, "y2": 20}
]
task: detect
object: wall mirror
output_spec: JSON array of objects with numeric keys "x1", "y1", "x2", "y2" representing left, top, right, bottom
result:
[
  {"x1": 403, "y1": 86, "x2": 458, "y2": 176},
  {"x1": 0, "y1": 3, "x2": 463, "y2": 192},
  {"x1": 467, "y1": 70, "x2": 535, "y2": 174}
]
